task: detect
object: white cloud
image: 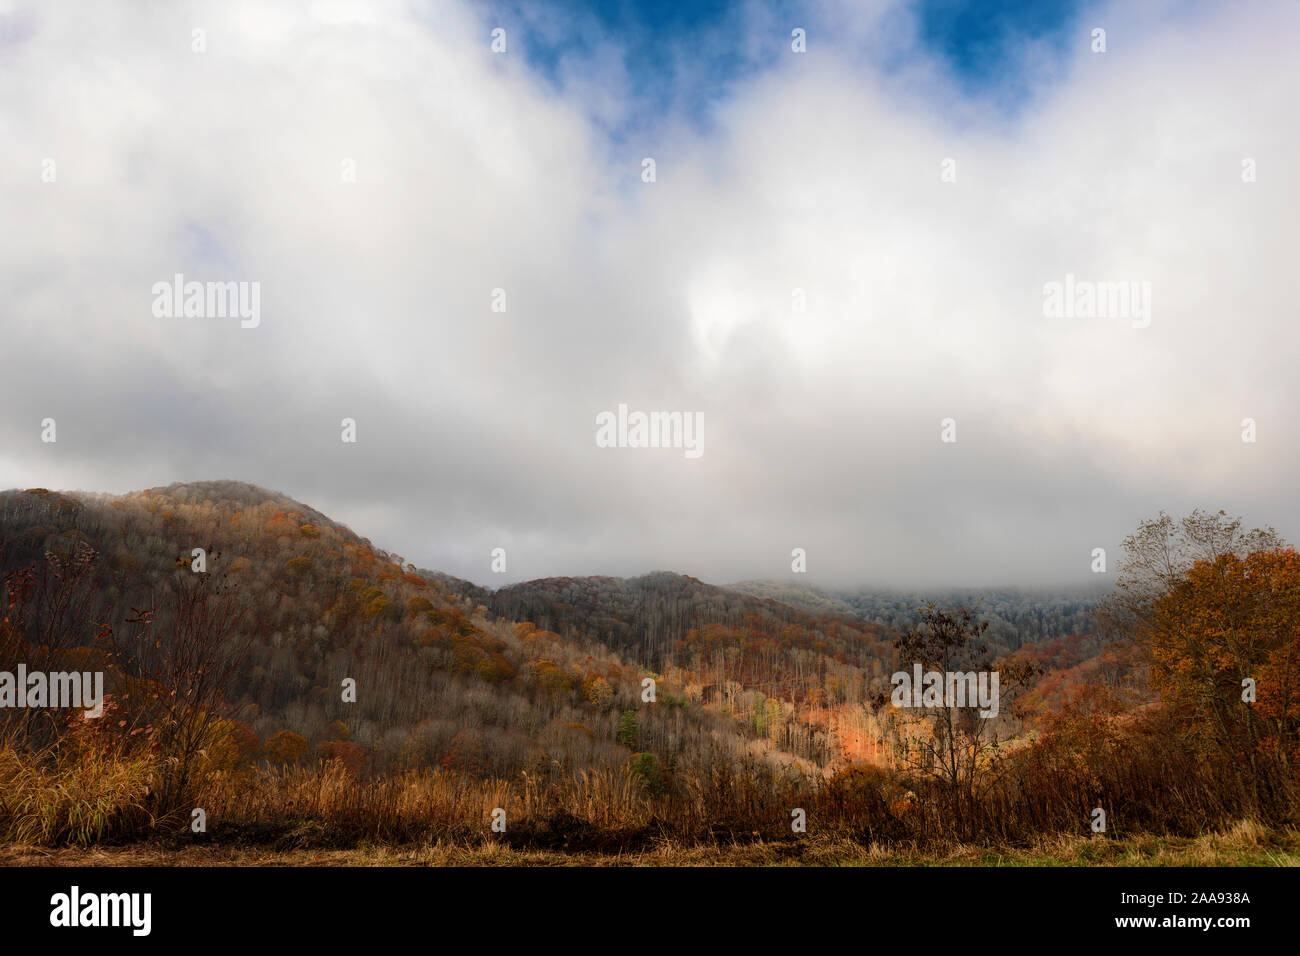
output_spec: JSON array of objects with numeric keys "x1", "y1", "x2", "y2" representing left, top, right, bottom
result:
[{"x1": 1, "y1": 0, "x2": 1296, "y2": 587}]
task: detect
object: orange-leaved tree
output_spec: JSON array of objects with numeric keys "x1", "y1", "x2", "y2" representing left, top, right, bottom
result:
[{"x1": 1149, "y1": 548, "x2": 1300, "y2": 810}]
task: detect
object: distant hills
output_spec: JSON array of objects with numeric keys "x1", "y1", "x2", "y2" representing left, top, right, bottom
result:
[
  {"x1": 0, "y1": 481, "x2": 1115, "y2": 779},
  {"x1": 730, "y1": 580, "x2": 1104, "y2": 648}
]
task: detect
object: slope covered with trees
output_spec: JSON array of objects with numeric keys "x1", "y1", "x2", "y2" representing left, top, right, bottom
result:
[
  {"x1": 2, "y1": 486, "x2": 1295, "y2": 854},
  {"x1": 732, "y1": 580, "x2": 1104, "y2": 651},
  {"x1": 0, "y1": 482, "x2": 772, "y2": 784}
]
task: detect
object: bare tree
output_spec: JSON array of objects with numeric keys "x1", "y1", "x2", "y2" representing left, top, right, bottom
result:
[
  {"x1": 0, "y1": 542, "x2": 101, "y2": 750},
  {"x1": 111, "y1": 572, "x2": 250, "y2": 820},
  {"x1": 1097, "y1": 509, "x2": 1284, "y2": 646},
  {"x1": 891, "y1": 605, "x2": 1031, "y2": 831}
]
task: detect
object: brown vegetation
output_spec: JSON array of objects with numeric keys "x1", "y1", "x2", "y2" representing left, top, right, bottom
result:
[{"x1": 1, "y1": 485, "x2": 1297, "y2": 862}]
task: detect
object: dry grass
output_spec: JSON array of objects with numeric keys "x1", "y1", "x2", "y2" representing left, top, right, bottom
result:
[
  {"x1": 0, "y1": 746, "x2": 154, "y2": 846},
  {"x1": 3, "y1": 823, "x2": 1296, "y2": 867},
  {"x1": 3, "y1": 730, "x2": 1297, "y2": 861}
]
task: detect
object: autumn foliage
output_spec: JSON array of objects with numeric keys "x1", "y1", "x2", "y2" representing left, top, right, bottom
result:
[{"x1": 2, "y1": 488, "x2": 1298, "y2": 850}]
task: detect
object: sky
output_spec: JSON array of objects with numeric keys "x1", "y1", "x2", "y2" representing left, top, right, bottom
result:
[{"x1": 1, "y1": 0, "x2": 1297, "y2": 589}]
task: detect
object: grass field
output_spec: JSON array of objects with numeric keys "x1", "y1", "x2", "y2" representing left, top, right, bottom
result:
[{"x1": 3, "y1": 821, "x2": 1296, "y2": 867}]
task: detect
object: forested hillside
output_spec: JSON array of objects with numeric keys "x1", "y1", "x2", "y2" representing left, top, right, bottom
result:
[
  {"x1": 471, "y1": 572, "x2": 903, "y2": 765},
  {"x1": 731, "y1": 580, "x2": 1103, "y2": 650},
  {"x1": 6, "y1": 484, "x2": 1289, "y2": 858},
  {"x1": 0, "y1": 482, "x2": 777, "y2": 781},
  {"x1": 0, "y1": 482, "x2": 1119, "y2": 781}
]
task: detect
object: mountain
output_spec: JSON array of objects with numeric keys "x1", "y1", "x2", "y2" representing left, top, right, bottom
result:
[
  {"x1": 731, "y1": 580, "x2": 1105, "y2": 650},
  {"x1": 0, "y1": 482, "x2": 893, "y2": 778},
  {"x1": 7, "y1": 480, "x2": 1228, "y2": 862},
  {"x1": 0, "y1": 481, "x2": 1124, "y2": 783},
  {"x1": 728, "y1": 580, "x2": 860, "y2": 616},
  {"x1": 470, "y1": 570, "x2": 910, "y2": 765},
  {"x1": 830, "y1": 586, "x2": 1105, "y2": 649}
]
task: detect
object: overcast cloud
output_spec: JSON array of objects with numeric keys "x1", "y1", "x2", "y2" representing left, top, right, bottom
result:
[{"x1": 2, "y1": 0, "x2": 1297, "y2": 588}]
